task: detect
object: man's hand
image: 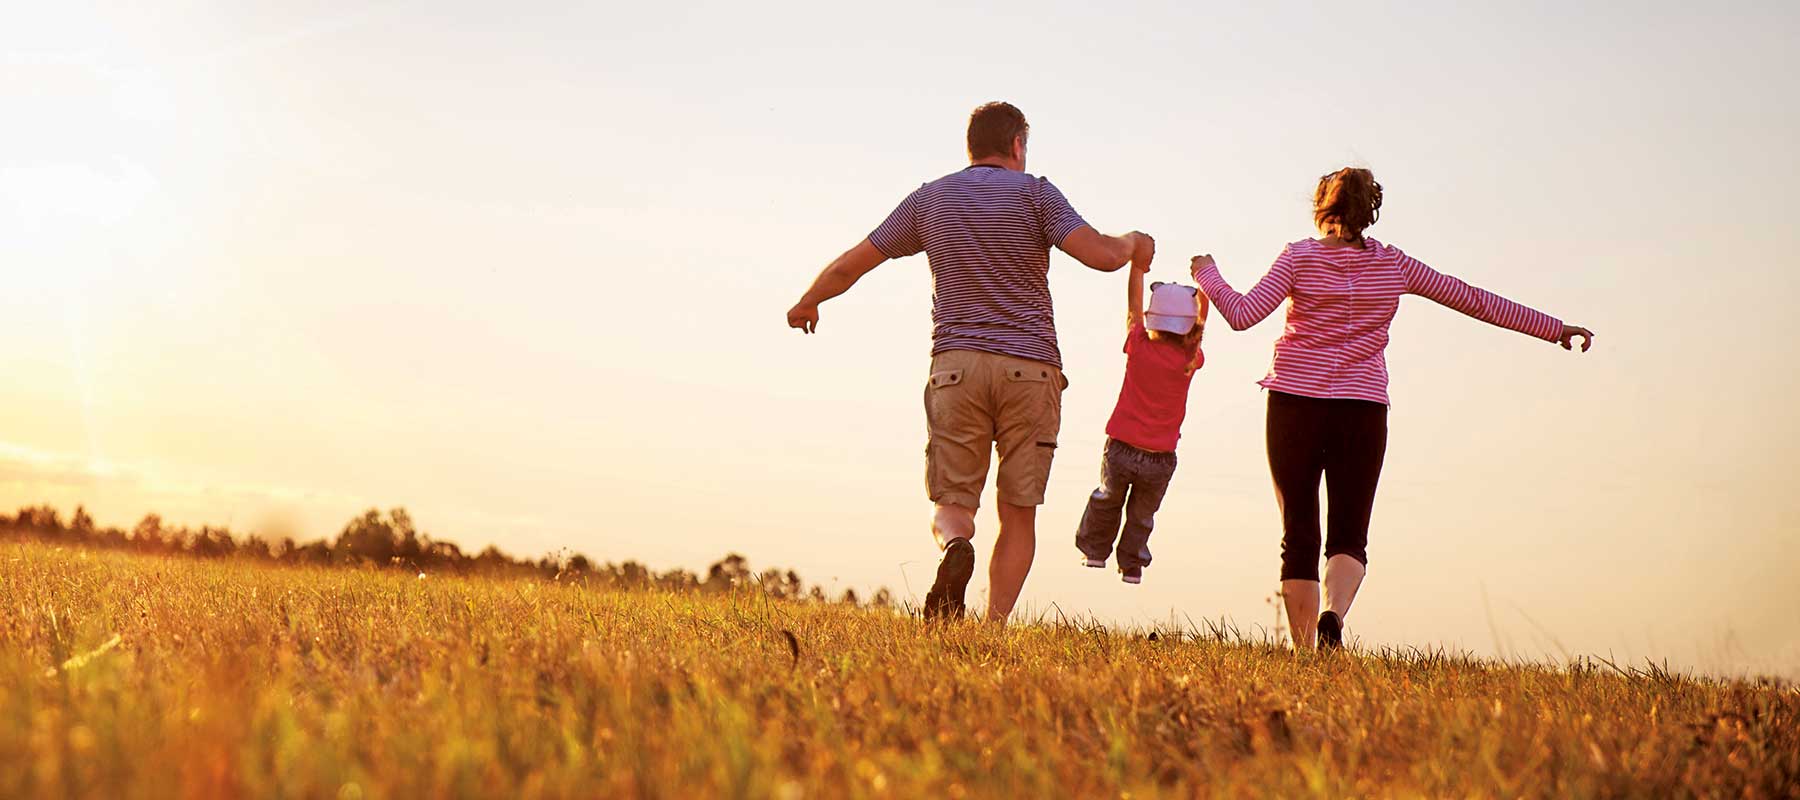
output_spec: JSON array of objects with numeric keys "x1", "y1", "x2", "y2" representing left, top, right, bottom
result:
[
  {"x1": 1060, "y1": 226, "x2": 1152, "y2": 273},
  {"x1": 787, "y1": 239, "x2": 888, "y2": 336},
  {"x1": 787, "y1": 302, "x2": 820, "y2": 334},
  {"x1": 1130, "y1": 231, "x2": 1156, "y2": 271},
  {"x1": 1557, "y1": 324, "x2": 1594, "y2": 352}
]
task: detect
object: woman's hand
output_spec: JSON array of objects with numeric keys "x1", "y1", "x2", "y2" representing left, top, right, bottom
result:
[
  {"x1": 1558, "y1": 324, "x2": 1594, "y2": 352},
  {"x1": 1189, "y1": 254, "x2": 1216, "y2": 280}
]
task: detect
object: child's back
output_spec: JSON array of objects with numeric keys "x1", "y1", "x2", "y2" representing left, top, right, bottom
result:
[{"x1": 1107, "y1": 319, "x2": 1202, "y2": 453}]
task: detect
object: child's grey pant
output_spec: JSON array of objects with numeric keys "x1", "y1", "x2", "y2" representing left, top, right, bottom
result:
[{"x1": 1075, "y1": 438, "x2": 1178, "y2": 570}]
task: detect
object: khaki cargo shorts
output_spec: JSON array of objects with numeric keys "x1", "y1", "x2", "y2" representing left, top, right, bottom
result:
[{"x1": 923, "y1": 349, "x2": 1068, "y2": 509}]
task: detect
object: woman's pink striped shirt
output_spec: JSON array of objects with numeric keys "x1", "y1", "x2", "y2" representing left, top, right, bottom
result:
[{"x1": 1193, "y1": 238, "x2": 1562, "y2": 406}]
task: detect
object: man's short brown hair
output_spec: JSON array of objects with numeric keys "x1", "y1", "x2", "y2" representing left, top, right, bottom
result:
[{"x1": 967, "y1": 102, "x2": 1029, "y2": 161}]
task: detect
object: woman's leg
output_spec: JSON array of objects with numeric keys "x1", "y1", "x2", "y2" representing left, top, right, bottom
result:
[
  {"x1": 1322, "y1": 556, "x2": 1366, "y2": 619},
  {"x1": 1321, "y1": 400, "x2": 1389, "y2": 624},
  {"x1": 1267, "y1": 392, "x2": 1327, "y2": 648}
]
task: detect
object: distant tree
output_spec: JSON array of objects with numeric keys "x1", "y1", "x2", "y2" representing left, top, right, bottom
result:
[
  {"x1": 425, "y1": 540, "x2": 466, "y2": 572},
  {"x1": 705, "y1": 554, "x2": 752, "y2": 591},
  {"x1": 657, "y1": 568, "x2": 699, "y2": 592},
  {"x1": 287, "y1": 540, "x2": 331, "y2": 564},
  {"x1": 92, "y1": 525, "x2": 127, "y2": 549},
  {"x1": 756, "y1": 569, "x2": 803, "y2": 599},
  {"x1": 132, "y1": 515, "x2": 166, "y2": 552},
  {"x1": 616, "y1": 561, "x2": 650, "y2": 588},
  {"x1": 474, "y1": 545, "x2": 511, "y2": 573},
  {"x1": 335, "y1": 508, "x2": 419, "y2": 565},
  {"x1": 18, "y1": 506, "x2": 63, "y2": 533},
  {"x1": 70, "y1": 506, "x2": 95, "y2": 535},
  {"x1": 240, "y1": 536, "x2": 274, "y2": 561},
  {"x1": 188, "y1": 527, "x2": 235, "y2": 558}
]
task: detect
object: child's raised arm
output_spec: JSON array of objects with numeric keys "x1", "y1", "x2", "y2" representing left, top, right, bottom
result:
[
  {"x1": 1126, "y1": 260, "x2": 1148, "y2": 332},
  {"x1": 1186, "y1": 293, "x2": 1211, "y2": 374}
]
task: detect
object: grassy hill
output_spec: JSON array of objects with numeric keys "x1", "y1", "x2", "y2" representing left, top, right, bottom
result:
[{"x1": 1, "y1": 541, "x2": 1793, "y2": 798}]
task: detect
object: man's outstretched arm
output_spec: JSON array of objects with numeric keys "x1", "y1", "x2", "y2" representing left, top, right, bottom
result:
[
  {"x1": 786, "y1": 239, "x2": 888, "y2": 334},
  {"x1": 1060, "y1": 226, "x2": 1153, "y2": 273}
]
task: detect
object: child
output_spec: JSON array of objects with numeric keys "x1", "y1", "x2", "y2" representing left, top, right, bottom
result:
[{"x1": 1075, "y1": 261, "x2": 1208, "y2": 584}]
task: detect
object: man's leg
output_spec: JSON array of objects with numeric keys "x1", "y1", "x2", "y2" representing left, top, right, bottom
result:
[
  {"x1": 989, "y1": 356, "x2": 1065, "y2": 625},
  {"x1": 933, "y1": 503, "x2": 975, "y2": 548},
  {"x1": 989, "y1": 501, "x2": 1037, "y2": 621},
  {"x1": 922, "y1": 351, "x2": 992, "y2": 620},
  {"x1": 925, "y1": 503, "x2": 978, "y2": 619}
]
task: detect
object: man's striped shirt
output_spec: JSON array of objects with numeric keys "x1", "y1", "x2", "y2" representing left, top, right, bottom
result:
[
  {"x1": 1194, "y1": 238, "x2": 1563, "y2": 406},
  {"x1": 868, "y1": 165, "x2": 1089, "y2": 368}
]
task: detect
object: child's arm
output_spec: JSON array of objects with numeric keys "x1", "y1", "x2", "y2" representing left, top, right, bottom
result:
[
  {"x1": 1126, "y1": 258, "x2": 1148, "y2": 333},
  {"x1": 1186, "y1": 293, "x2": 1211, "y2": 373}
]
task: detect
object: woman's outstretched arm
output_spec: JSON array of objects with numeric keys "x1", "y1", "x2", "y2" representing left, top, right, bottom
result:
[
  {"x1": 1190, "y1": 248, "x2": 1295, "y2": 331},
  {"x1": 1396, "y1": 248, "x2": 1592, "y2": 349}
]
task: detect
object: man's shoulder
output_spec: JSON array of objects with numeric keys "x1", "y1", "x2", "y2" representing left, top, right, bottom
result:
[{"x1": 919, "y1": 166, "x2": 1055, "y2": 188}]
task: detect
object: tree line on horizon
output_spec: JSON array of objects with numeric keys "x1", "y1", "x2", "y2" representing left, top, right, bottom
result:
[{"x1": 0, "y1": 504, "x2": 890, "y2": 606}]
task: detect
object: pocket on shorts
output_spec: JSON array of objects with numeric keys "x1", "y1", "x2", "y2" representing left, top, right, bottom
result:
[
  {"x1": 1002, "y1": 365, "x2": 1063, "y2": 446},
  {"x1": 924, "y1": 367, "x2": 965, "y2": 422},
  {"x1": 928, "y1": 368, "x2": 965, "y2": 390}
]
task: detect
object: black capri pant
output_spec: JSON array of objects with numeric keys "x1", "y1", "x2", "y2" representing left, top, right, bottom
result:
[{"x1": 1266, "y1": 390, "x2": 1389, "y2": 581}]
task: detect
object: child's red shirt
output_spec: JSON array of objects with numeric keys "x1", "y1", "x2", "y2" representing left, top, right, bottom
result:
[{"x1": 1105, "y1": 323, "x2": 1202, "y2": 452}]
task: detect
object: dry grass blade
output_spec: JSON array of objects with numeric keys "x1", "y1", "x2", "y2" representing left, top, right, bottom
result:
[
  {"x1": 44, "y1": 632, "x2": 123, "y2": 678},
  {"x1": 779, "y1": 628, "x2": 800, "y2": 671}
]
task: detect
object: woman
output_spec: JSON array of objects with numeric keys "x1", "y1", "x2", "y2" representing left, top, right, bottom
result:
[{"x1": 1190, "y1": 167, "x2": 1594, "y2": 650}]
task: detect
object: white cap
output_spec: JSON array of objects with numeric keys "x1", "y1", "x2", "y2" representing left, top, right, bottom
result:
[{"x1": 1145, "y1": 282, "x2": 1198, "y2": 335}]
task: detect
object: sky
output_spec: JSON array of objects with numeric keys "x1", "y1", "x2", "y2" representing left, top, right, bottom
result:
[{"x1": 3, "y1": 0, "x2": 1797, "y2": 678}]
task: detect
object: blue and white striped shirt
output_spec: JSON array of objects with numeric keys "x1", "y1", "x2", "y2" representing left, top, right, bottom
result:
[{"x1": 868, "y1": 165, "x2": 1089, "y2": 368}]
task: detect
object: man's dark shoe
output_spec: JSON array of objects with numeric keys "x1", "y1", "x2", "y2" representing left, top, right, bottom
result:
[
  {"x1": 1120, "y1": 565, "x2": 1143, "y2": 585},
  {"x1": 924, "y1": 538, "x2": 975, "y2": 620},
  {"x1": 1317, "y1": 610, "x2": 1344, "y2": 650}
]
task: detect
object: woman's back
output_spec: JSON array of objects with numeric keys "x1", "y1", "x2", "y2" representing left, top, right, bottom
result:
[{"x1": 1275, "y1": 239, "x2": 1407, "y2": 390}]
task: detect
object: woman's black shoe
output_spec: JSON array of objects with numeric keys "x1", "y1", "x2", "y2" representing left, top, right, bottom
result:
[{"x1": 1317, "y1": 610, "x2": 1344, "y2": 650}]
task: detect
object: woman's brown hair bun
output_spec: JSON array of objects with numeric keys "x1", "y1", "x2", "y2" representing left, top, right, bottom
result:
[{"x1": 1313, "y1": 167, "x2": 1383, "y2": 244}]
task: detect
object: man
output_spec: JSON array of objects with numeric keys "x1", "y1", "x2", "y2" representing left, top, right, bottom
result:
[{"x1": 786, "y1": 101, "x2": 1153, "y2": 622}]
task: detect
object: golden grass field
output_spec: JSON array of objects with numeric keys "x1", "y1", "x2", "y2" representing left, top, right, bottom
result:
[{"x1": 1, "y1": 541, "x2": 1794, "y2": 798}]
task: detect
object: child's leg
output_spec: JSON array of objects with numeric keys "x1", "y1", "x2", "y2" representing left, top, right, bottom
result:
[
  {"x1": 1117, "y1": 453, "x2": 1176, "y2": 570},
  {"x1": 1074, "y1": 441, "x2": 1132, "y2": 564}
]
